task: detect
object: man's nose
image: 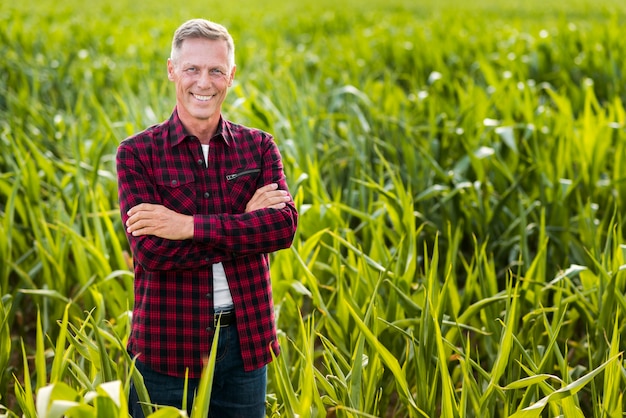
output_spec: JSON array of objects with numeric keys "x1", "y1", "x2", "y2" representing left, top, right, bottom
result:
[{"x1": 197, "y1": 70, "x2": 212, "y2": 88}]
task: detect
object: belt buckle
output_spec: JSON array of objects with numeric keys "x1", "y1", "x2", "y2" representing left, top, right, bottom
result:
[{"x1": 214, "y1": 311, "x2": 230, "y2": 328}]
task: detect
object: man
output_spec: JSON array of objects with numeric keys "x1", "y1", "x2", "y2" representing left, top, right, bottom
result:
[{"x1": 116, "y1": 18, "x2": 298, "y2": 417}]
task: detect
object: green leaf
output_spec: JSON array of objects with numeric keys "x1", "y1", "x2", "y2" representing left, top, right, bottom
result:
[
  {"x1": 191, "y1": 321, "x2": 219, "y2": 418},
  {"x1": 503, "y1": 374, "x2": 557, "y2": 390},
  {"x1": 509, "y1": 353, "x2": 621, "y2": 417}
]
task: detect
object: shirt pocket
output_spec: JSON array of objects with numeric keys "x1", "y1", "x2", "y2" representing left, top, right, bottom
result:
[
  {"x1": 154, "y1": 171, "x2": 197, "y2": 214},
  {"x1": 226, "y1": 167, "x2": 261, "y2": 212}
]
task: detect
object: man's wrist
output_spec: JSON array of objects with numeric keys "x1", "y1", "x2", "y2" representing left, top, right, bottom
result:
[{"x1": 188, "y1": 215, "x2": 196, "y2": 240}]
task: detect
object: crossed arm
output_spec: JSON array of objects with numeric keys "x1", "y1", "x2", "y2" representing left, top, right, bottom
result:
[{"x1": 125, "y1": 182, "x2": 291, "y2": 240}]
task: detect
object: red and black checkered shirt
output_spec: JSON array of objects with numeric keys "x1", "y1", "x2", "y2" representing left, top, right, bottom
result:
[{"x1": 116, "y1": 108, "x2": 298, "y2": 377}]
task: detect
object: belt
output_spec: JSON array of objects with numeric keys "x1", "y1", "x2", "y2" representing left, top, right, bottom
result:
[{"x1": 214, "y1": 310, "x2": 236, "y2": 327}]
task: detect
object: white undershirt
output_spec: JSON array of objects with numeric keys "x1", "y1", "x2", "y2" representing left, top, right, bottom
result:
[{"x1": 201, "y1": 144, "x2": 234, "y2": 310}]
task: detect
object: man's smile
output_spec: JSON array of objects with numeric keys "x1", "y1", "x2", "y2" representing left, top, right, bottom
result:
[{"x1": 192, "y1": 93, "x2": 214, "y2": 101}]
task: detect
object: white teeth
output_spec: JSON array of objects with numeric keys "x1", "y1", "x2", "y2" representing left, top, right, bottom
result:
[{"x1": 193, "y1": 93, "x2": 212, "y2": 101}]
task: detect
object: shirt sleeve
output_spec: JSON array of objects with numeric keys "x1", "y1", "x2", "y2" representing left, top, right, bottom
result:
[
  {"x1": 192, "y1": 136, "x2": 298, "y2": 254},
  {"x1": 116, "y1": 140, "x2": 230, "y2": 271}
]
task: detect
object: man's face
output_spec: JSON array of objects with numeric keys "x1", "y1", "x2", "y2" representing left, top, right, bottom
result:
[{"x1": 167, "y1": 37, "x2": 235, "y2": 125}]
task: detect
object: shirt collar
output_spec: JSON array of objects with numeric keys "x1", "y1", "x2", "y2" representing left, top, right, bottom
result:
[{"x1": 168, "y1": 108, "x2": 232, "y2": 147}]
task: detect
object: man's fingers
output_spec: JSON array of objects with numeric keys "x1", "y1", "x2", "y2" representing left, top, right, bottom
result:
[
  {"x1": 126, "y1": 203, "x2": 162, "y2": 232},
  {"x1": 257, "y1": 183, "x2": 279, "y2": 192},
  {"x1": 127, "y1": 217, "x2": 150, "y2": 235},
  {"x1": 125, "y1": 203, "x2": 194, "y2": 240},
  {"x1": 246, "y1": 184, "x2": 291, "y2": 212},
  {"x1": 127, "y1": 202, "x2": 156, "y2": 217}
]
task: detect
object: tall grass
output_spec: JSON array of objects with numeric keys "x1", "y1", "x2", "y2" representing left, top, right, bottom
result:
[{"x1": 2, "y1": 0, "x2": 626, "y2": 416}]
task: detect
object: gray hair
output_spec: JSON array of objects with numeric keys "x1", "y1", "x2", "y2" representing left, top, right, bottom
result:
[{"x1": 170, "y1": 19, "x2": 235, "y2": 69}]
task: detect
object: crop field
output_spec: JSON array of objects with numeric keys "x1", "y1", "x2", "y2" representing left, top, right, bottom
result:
[{"x1": 2, "y1": 0, "x2": 626, "y2": 416}]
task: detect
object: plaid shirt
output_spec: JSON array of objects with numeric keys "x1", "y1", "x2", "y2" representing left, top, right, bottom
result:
[{"x1": 116, "y1": 108, "x2": 297, "y2": 377}]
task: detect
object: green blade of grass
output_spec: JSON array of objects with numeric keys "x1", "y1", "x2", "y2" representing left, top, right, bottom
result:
[
  {"x1": 191, "y1": 320, "x2": 220, "y2": 418},
  {"x1": 344, "y1": 302, "x2": 424, "y2": 416},
  {"x1": 509, "y1": 353, "x2": 621, "y2": 417}
]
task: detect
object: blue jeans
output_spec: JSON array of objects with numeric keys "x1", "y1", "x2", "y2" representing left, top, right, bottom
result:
[{"x1": 128, "y1": 325, "x2": 267, "y2": 418}]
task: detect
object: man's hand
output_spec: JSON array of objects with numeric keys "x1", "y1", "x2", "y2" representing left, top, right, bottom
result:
[
  {"x1": 245, "y1": 183, "x2": 291, "y2": 213},
  {"x1": 126, "y1": 203, "x2": 194, "y2": 240}
]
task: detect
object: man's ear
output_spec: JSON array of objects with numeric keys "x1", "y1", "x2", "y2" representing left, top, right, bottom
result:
[
  {"x1": 228, "y1": 66, "x2": 237, "y2": 86},
  {"x1": 167, "y1": 58, "x2": 175, "y2": 81}
]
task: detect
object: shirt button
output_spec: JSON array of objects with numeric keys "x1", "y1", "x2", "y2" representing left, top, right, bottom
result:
[
  {"x1": 171, "y1": 179, "x2": 178, "y2": 186},
  {"x1": 206, "y1": 326, "x2": 214, "y2": 333},
  {"x1": 204, "y1": 192, "x2": 210, "y2": 198},
  {"x1": 206, "y1": 293, "x2": 212, "y2": 299},
  {"x1": 197, "y1": 159, "x2": 203, "y2": 165}
]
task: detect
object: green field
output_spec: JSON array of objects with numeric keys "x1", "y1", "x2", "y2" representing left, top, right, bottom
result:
[{"x1": 2, "y1": 0, "x2": 626, "y2": 416}]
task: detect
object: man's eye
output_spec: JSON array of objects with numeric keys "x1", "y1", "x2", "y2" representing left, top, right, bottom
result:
[
  {"x1": 210, "y1": 69, "x2": 224, "y2": 75},
  {"x1": 186, "y1": 67, "x2": 197, "y2": 72}
]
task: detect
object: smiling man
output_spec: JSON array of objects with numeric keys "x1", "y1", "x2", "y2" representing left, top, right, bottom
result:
[{"x1": 116, "y1": 19, "x2": 298, "y2": 418}]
